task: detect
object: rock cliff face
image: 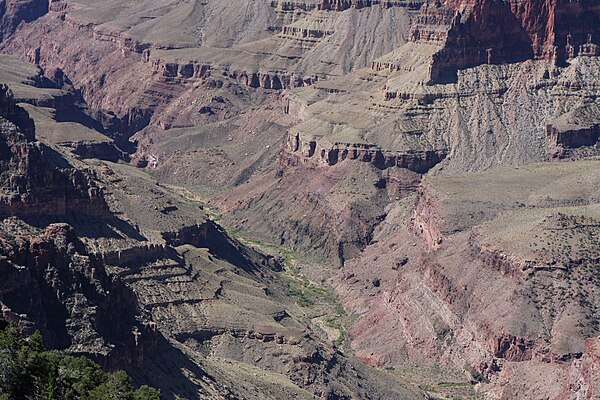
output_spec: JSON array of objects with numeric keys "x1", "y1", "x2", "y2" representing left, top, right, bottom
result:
[
  {"x1": 0, "y1": 83, "x2": 34, "y2": 136},
  {"x1": 0, "y1": 0, "x2": 48, "y2": 42},
  {"x1": 0, "y1": 85, "x2": 109, "y2": 219},
  {"x1": 0, "y1": 222, "x2": 160, "y2": 370},
  {"x1": 0, "y1": 83, "x2": 158, "y2": 371},
  {"x1": 0, "y1": 0, "x2": 416, "y2": 150},
  {"x1": 545, "y1": 100, "x2": 600, "y2": 157},
  {"x1": 0, "y1": 0, "x2": 599, "y2": 399},
  {"x1": 271, "y1": 0, "x2": 422, "y2": 12},
  {"x1": 412, "y1": 0, "x2": 600, "y2": 83},
  {"x1": 285, "y1": 131, "x2": 447, "y2": 172},
  {"x1": 0, "y1": 65, "x2": 425, "y2": 398}
]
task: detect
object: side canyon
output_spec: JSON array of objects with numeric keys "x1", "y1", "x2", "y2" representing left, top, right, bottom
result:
[{"x1": 0, "y1": 0, "x2": 599, "y2": 399}]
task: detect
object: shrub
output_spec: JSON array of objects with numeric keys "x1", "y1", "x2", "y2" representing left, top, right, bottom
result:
[{"x1": 0, "y1": 322, "x2": 160, "y2": 400}]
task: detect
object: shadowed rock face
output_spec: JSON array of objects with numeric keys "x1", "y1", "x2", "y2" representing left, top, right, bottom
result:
[
  {"x1": 0, "y1": 83, "x2": 34, "y2": 137},
  {"x1": 416, "y1": 0, "x2": 600, "y2": 83},
  {"x1": 0, "y1": 222, "x2": 160, "y2": 370},
  {"x1": 0, "y1": 0, "x2": 599, "y2": 399},
  {"x1": 0, "y1": 0, "x2": 48, "y2": 42},
  {"x1": 0, "y1": 85, "x2": 109, "y2": 219},
  {"x1": 0, "y1": 83, "x2": 158, "y2": 371}
]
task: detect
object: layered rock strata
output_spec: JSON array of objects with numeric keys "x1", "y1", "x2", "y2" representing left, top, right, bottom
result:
[
  {"x1": 271, "y1": 0, "x2": 423, "y2": 12},
  {"x1": 0, "y1": 83, "x2": 158, "y2": 371},
  {"x1": 285, "y1": 131, "x2": 447, "y2": 172},
  {"x1": 407, "y1": 0, "x2": 600, "y2": 83},
  {"x1": 0, "y1": 84, "x2": 109, "y2": 218},
  {"x1": 0, "y1": 221, "x2": 160, "y2": 370}
]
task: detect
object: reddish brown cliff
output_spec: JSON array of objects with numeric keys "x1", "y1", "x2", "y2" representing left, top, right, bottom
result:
[
  {"x1": 0, "y1": 0, "x2": 48, "y2": 42},
  {"x1": 411, "y1": 0, "x2": 600, "y2": 83},
  {"x1": 0, "y1": 85, "x2": 109, "y2": 219}
]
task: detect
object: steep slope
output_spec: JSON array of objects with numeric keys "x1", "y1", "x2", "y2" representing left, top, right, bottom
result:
[
  {"x1": 0, "y1": 0, "x2": 599, "y2": 399},
  {"x1": 0, "y1": 0, "x2": 48, "y2": 42},
  {"x1": 0, "y1": 83, "x2": 156, "y2": 369},
  {"x1": 333, "y1": 160, "x2": 600, "y2": 398},
  {"x1": 0, "y1": 58, "x2": 425, "y2": 399}
]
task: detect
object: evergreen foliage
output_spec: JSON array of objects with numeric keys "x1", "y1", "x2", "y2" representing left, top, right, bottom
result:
[{"x1": 0, "y1": 321, "x2": 160, "y2": 400}]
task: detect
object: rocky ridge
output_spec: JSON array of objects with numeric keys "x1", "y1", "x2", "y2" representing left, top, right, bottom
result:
[
  {"x1": 0, "y1": 84, "x2": 109, "y2": 218},
  {"x1": 0, "y1": 82, "x2": 158, "y2": 372},
  {"x1": 0, "y1": 61, "x2": 425, "y2": 398},
  {"x1": 0, "y1": 0, "x2": 599, "y2": 399}
]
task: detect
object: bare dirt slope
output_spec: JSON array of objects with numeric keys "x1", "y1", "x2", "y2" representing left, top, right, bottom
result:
[
  {"x1": 0, "y1": 1, "x2": 599, "y2": 399},
  {"x1": 0, "y1": 55, "x2": 424, "y2": 399}
]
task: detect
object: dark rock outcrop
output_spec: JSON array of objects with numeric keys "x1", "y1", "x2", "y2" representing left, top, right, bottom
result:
[
  {"x1": 0, "y1": 222, "x2": 159, "y2": 370},
  {"x1": 410, "y1": 0, "x2": 600, "y2": 83},
  {"x1": 547, "y1": 122, "x2": 600, "y2": 149},
  {"x1": 0, "y1": 84, "x2": 109, "y2": 219},
  {"x1": 0, "y1": 83, "x2": 159, "y2": 370},
  {"x1": 0, "y1": 0, "x2": 48, "y2": 42}
]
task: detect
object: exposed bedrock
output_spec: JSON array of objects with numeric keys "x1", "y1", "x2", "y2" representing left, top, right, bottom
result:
[
  {"x1": 0, "y1": 1, "x2": 598, "y2": 398},
  {"x1": 409, "y1": 186, "x2": 442, "y2": 251},
  {"x1": 151, "y1": 59, "x2": 212, "y2": 80},
  {"x1": 0, "y1": 223, "x2": 160, "y2": 368},
  {"x1": 1, "y1": 16, "x2": 160, "y2": 144},
  {"x1": 227, "y1": 69, "x2": 318, "y2": 90},
  {"x1": 150, "y1": 58, "x2": 319, "y2": 90},
  {"x1": 69, "y1": 140, "x2": 125, "y2": 163},
  {"x1": 544, "y1": 99, "x2": 600, "y2": 157},
  {"x1": 0, "y1": 221, "x2": 160, "y2": 371},
  {"x1": 0, "y1": 0, "x2": 48, "y2": 42},
  {"x1": 161, "y1": 221, "x2": 282, "y2": 273},
  {"x1": 0, "y1": 85, "x2": 110, "y2": 219},
  {"x1": 0, "y1": 0, "x2": 418, "y2": 144},
  {"x1": 0, "y1": 86, "x2": 159, "y2": 369},
  {"x1": 408, "y1": 0, "x2": 600, "y2": 83},
  {"x1": 0, "y1": 86, "x2": 159, "y2": 371},
  {"x1": 570, "y1": 337, "x2": 600, "y2": 399},
  {"x1": 285, "y1": 131, "x2": 447, "y2": 173},
  {"x1": 271, "y1": 0, "x2": 423, "y2": 12},
  {"x1": 547, "y1": 123, "x2": 600, "y2": 149},
  {"x1": 216, "y1": 148, "x2": 423, "y2": 266},
  {"x1": 0, "y1": 83, "x2": 35, "y2": 137},
  {"x1": 331, "y1": 161, "x2": 600, "y2": 399}
]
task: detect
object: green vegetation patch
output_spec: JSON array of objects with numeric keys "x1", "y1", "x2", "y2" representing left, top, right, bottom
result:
[
  {"x1": 221, "y1": 227, "x2": 349, "y2": 347},
  {"x1": 0, "y1": 321, "x2": 160, "y2": 400}
]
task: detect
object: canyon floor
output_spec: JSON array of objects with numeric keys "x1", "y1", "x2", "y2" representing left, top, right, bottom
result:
[{"x1": 0, "y1": 0, "x2": 599, "y2": 399}]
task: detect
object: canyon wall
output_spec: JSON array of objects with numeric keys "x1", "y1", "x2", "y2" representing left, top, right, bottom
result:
[
  {"x1": 0, "y1": 222, "x2": 160, "y2": 370},
  {"x1": 0, "y1": 0, "x2": 48, "y2": 42},
  {"x1": 409, "y1": 0, "x2": 600, "y2": 83},
  {"x1": 0, "y1": 83, "x2": 159, "y2": 371},
  {"x1": 0, "y1": 85, "x2": 109, "y2": 219}
]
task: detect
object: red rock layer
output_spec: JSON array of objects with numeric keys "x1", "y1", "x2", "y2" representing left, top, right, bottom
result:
[
  {"x1": 0, "y1": 223, "x2": 160, "y2": 370},
  {"x1": 411, "y1": 0, "x2": 600, "y2": 82},
  {"x1": 0, "y1": 84, "x2": 109, "y2": 219}
]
